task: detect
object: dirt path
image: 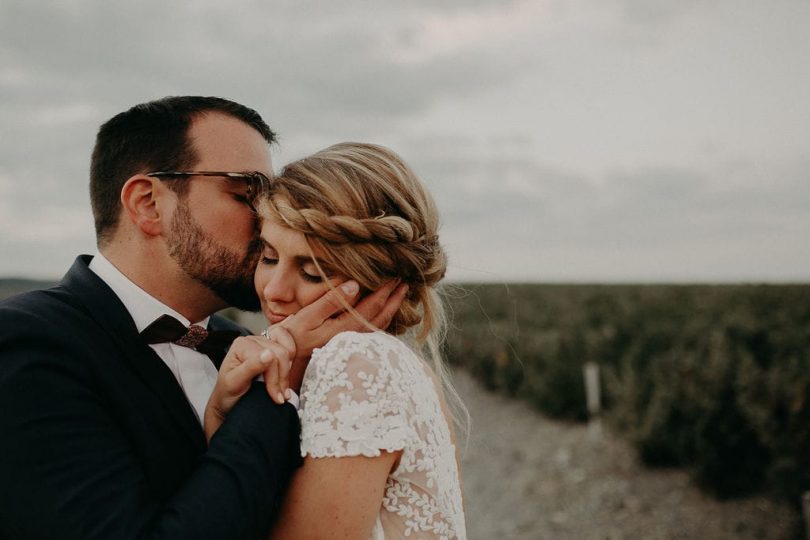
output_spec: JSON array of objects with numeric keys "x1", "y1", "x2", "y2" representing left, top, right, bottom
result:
[{"x1": 453, "y1": 369, "x2": 797, "y2": 540}]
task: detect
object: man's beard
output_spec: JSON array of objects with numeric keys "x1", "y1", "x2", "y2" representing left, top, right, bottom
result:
[{"x1": 166, "y1": 202, "x2": 261, "y2": 311}]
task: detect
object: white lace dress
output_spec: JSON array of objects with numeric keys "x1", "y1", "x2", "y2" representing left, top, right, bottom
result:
[{"x1": 298, "y1": 331, "x2": 466, "y2": 539}]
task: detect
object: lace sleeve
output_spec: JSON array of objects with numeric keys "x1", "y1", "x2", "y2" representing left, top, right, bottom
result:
[{"x1": 298, "y1": 332, "x2": 417, "y2": 458}]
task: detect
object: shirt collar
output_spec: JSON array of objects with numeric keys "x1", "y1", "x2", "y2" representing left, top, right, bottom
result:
[{"x1": 88, "y1": 252, "x2": 209, "y2": 332}]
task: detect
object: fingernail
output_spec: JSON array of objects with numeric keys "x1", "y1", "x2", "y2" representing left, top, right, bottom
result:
[
  {"x1": 260, "y1": 350, "x2": 272, "y2": 363},
  {"x1": 285, "y1": 388, "x2": 292, "y2": 400},
  {"x1": 341, "y1": 281, "x2": 359, "y2": 295},
  {"x1": 276, "y1": 392, "x2": 285, "y2": 403}
]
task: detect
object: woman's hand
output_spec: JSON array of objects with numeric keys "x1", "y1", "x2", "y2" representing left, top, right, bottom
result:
[
  {"x1": 278, "y1": 279, "x2": 409, "y2": 365},
  {"x1": 203, "y1": 330, "x2": 296, "y2": 442}
]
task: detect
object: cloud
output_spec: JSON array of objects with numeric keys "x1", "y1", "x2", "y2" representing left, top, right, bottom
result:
[
  {"x1": 388, "y1": 0, "x2": 547, "y2": 63},
  {"x1": 0, "y1": 0, "x2": 808, "y2": 282},
  {"x1": 399, "y1": 143, "x2": 810, "y2": 281},
  {"x1": 1, "y1": 0, "x2": 538, "y2": 142}
]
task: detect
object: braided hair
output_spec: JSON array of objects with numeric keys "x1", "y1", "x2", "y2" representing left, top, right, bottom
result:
[
  {"x1": 257, "y1": 142, "x2": 469, "y2": 438},
  {"x1": 258, "y1": 142, "x2": 448, "y2": 340}
]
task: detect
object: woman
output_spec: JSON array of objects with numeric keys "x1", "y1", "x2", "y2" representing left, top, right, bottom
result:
[{"x1": 211, "y1": 142, "x2": 467, "y2": 539}]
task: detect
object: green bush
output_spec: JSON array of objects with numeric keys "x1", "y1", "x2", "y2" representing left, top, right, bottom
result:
[{"x1": 443, "y1": 283, "x2": 810, "y2": 504}]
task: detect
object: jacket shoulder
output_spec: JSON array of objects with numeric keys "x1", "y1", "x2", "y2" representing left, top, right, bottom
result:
[
  {"x1": 209, "y1": 312, "x2": 252, "y2": 336},
  {"x1": 0, "y1": 286, "x2": 87, "y2": 328}
]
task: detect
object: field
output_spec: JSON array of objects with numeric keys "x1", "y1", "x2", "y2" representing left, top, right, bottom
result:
[
  {"x1": 442, "y1": 283, "x2": 810, "y2": 507},
  {"x1": 4, "y1": 279, "x2": 808, "y2": 522}
]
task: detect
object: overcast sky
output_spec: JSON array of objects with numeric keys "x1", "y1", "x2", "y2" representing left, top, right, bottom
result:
[{"x1": 1, "y1": 0, "x2": 808, "y2": 282}]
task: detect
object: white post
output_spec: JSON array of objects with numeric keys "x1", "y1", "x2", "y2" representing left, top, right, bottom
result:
[
  {"x1": 803, "y1": 491, "x2": 810, "y2": 540},
  {"x1": 583, "y1": 361, "x2": 601, "y2": 417},
  {"x1": 583, "y1": 362, "x2": 602, "y2": 439}
]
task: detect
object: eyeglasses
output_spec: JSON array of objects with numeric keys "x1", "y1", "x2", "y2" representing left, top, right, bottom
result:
[{"x1": 146, "y1": 171, "x2": 272, "y2": 206}]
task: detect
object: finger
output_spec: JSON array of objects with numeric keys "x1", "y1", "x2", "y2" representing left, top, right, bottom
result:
[
  {"x1": 245, "y1": 334, "x2": 292, "y2": 358},
  {"x1": 355, "y1": 279, "x2": 398, "y2": 317},
  {"x1": 219, "y1": 336, "x2": 254, "y2": 372},
  {"x1": 368, "y1": 282, "x2": 409, "y2": 330},
  {"x1": 265, "y1": 325, "x2": 297, "y2": 358},
  {"x1": 265, "y1": 340, "x2": 292, "y2": 381},
  {"x1": 243, "y1": 334, "x2": 277, "y2": 347},
  {"x1": 348, "y1": 279, "x2": 399, "y2": 327},
  {"x1": 261, "y1": 341, "x2": 293, "y2": 404},
  {"x1": 273, "y1": 341, "x2": 292, "y2": 401},
  {"x1": 223, "y1": 342, "x2": 274, "y2": 396},
  {"x1": 326, "y1": 280, "x2": 400, "y2": 334},
  {"x1": 260, "y1": 328, "x2": 294, "y2": 399},
  {"x1": 293, "y1": 280, "x2": 360, "y2": 328},
  {"x1": 261, "y1": 349, "x2": 285, "y2": 404}
]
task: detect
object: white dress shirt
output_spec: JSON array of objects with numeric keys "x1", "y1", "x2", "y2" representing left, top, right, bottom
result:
[{"x1": 89, "y1": 253, "x2": 217, "y2": 425}]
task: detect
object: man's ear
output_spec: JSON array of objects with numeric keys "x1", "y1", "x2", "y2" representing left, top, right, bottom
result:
[{"x1": 120, "y1": 175, "x2": 173, "y2": 237}]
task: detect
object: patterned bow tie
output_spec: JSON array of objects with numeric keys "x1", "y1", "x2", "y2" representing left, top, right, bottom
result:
[{"x1": 140, "y1": 314, "x2": 240, "y2": 365}]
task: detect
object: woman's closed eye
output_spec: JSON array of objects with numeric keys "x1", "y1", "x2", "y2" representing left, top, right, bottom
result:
[
  {"x1": 301, "y1": 262, "x2": 324, "y2": 283},
  {"x1": 259, "y1": 246, "x2": 279, "y2": 266},
  {"x1": 260, "y1": 255, "x2": 324, "y2": 284}
]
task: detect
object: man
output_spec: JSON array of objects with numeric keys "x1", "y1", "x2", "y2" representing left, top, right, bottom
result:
[{"x1": 0, "y1": 96, "x2": 405, "y2": 539}]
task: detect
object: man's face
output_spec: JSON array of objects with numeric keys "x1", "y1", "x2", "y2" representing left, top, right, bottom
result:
[{"x1": 165, "y1": 112, "x2": 272, "y2": 311}]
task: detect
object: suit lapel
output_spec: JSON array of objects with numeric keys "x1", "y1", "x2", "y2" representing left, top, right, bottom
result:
[{"x1": 60, "y1": 256, "x2": 206, "y2": 451}]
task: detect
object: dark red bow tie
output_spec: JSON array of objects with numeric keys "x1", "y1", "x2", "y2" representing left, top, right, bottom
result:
[{"x1": 140, "y1": 314, "x2": 240, "y2": 365}]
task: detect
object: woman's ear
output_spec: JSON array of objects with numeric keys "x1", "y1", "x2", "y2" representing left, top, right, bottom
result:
[{"x1": 120, "y1": 175, "x2": 172, "y2": 237}]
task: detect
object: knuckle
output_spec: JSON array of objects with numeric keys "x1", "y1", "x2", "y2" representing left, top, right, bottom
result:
[{"x1": 223, "y1": 378, "x2": 240, "y2": 394}]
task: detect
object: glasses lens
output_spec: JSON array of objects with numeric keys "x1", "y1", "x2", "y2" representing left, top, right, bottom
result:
[
  {"x1": 251, "y1": 173, "x2": 270, "y2": 198},
  {"x1": 242, "y1": 173, "x2": 265, "y2": 206}
]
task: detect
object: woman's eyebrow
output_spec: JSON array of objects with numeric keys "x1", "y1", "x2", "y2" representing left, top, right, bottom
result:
[
  {"x1": 259, "y1": 237, "x2": 330, "y2": 268},
  {"x1": 294, "y1": 255, "x2": 330, "y2": 268}
]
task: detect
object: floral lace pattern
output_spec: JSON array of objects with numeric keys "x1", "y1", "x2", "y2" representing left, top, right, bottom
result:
[{"x1": 299, "y1": 331, "x2": 466, "y2": 539}]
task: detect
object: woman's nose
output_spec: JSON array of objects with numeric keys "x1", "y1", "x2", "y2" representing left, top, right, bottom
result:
[{"x1": 261, "y1": 267, "x2": 295, "y2": 304}]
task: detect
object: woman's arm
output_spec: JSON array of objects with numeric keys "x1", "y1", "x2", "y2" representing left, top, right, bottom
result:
[{"x1": 271, "y1": 451, "x2": 402, "y2": 539}]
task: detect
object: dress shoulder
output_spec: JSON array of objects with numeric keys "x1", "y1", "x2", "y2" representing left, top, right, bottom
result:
[{"x1": 298, "y1": 331, "x2": 422, "y2": 458}]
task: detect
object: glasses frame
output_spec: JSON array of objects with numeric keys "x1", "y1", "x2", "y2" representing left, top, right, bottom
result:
[{"x1": 146, "y1": 171, "x2": 271, "y2": 207}]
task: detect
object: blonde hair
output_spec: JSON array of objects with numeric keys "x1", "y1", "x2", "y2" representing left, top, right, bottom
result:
[{"x1": 258, "y1": 142, "x2": 468, "y2": 434}]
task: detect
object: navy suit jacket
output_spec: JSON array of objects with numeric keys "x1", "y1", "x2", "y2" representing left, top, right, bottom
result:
[{"x1": 0, "y1": 256, "x2": 300, "y2": 539}]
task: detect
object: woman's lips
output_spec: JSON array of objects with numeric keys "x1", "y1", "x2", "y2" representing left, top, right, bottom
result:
[{"x1": 265, "y1": 309, "x2": 289, "y2": 325}]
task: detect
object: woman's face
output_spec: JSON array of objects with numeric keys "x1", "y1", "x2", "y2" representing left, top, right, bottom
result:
[{"x1": 255, "y1": 218, "x2": 343, "y2": 324}]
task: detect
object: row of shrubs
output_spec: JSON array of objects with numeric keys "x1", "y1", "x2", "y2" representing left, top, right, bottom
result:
[{"x1": 442, "y1": 283, "x2": 810, "y2": 504}]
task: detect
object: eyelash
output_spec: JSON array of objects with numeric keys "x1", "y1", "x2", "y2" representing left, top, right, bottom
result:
[
  {"x1": 301, "y1": 272, "x2": 324, "y2": 284},
  {"x1": 260, "y1": 257, "x2": 324, "y2": 283}
]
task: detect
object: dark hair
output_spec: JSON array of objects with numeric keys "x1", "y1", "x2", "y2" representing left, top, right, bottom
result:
[{"x1": 90, "y1": 96, "x2": 276, "y2": 245}]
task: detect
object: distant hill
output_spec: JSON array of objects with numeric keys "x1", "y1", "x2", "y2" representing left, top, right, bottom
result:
[{"x1": 0, "y1": 278, "x2": 57, "y2": 301}]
